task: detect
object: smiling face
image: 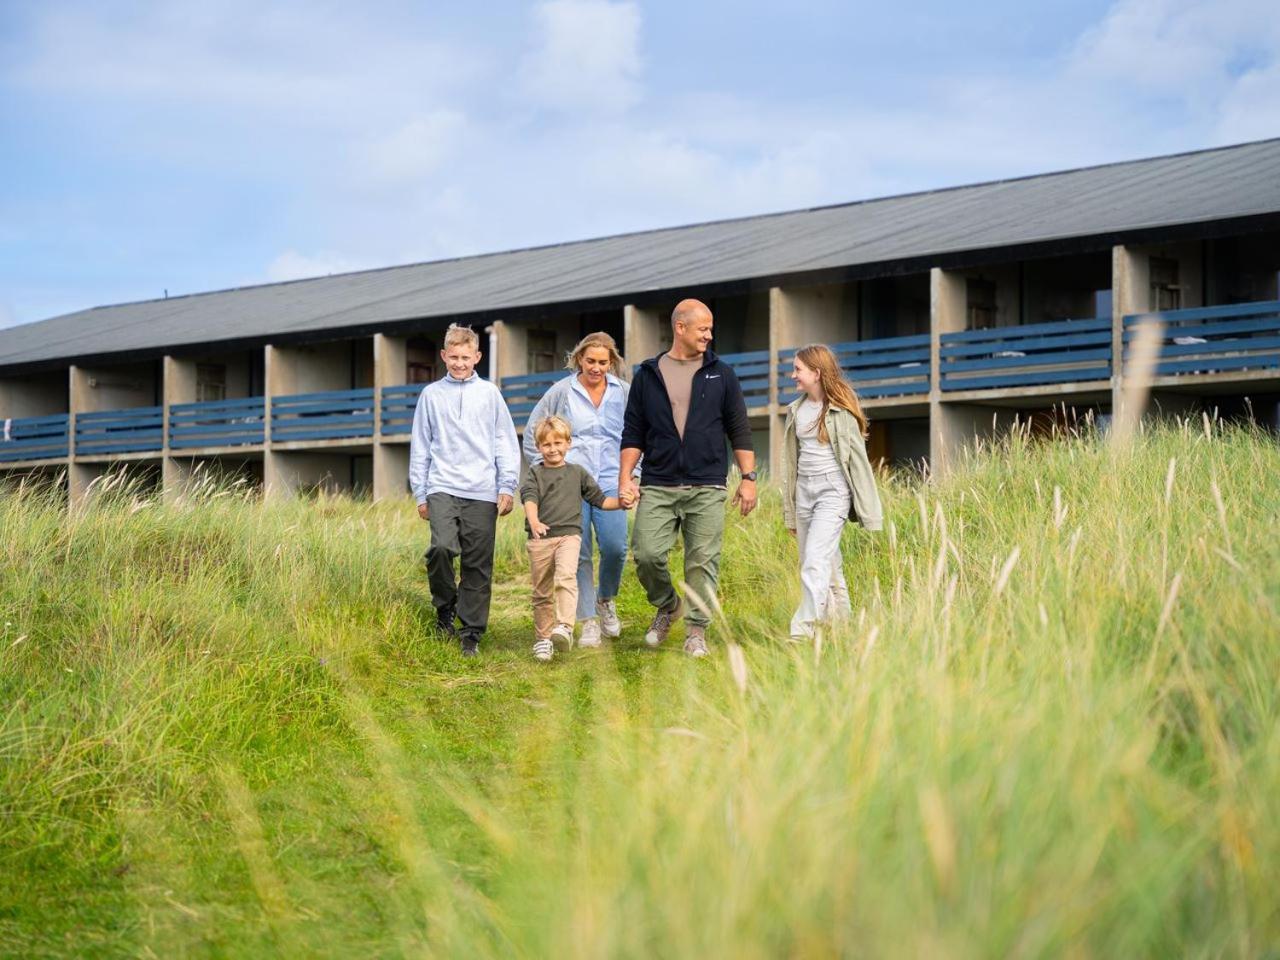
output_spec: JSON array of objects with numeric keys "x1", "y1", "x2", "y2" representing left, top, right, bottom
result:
[
  {"x1": 440, "y1": 342, "x2": 481, "y2": 380},
  {"x1": 577, "y1": 345, "x2": 612, "y2": 387},
  {"x1": 672, "y1": 305, "x2": 714, "y2": 357},
  {"x1": 791, "y1": 356, "x2": 823, "y2": 398},
  {"x1": 537, "y1": 432, "x2": 571, "y2": 466}
]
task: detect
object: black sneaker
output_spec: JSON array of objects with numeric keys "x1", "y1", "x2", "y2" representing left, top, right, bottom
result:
[
  {"x1": 459, "y1": 633, "x2": 480, "y2": 658},
  {"x1": 436, "y1": 606, "x2": 458, "y2": 639}
]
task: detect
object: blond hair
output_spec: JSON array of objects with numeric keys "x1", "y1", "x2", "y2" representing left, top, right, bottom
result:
[
  {"x1": 567, "y1": 331, "x2": 626, "y2": 378},
  {"x1": 442, "y1": 323, "x2": 480, "y2": 350},
  {"x1": 794, "y1": 344, "x2": 869, "y2": 440},
  {"x1": 534, "y1": 415, "x2": 573, "y2": 445}
]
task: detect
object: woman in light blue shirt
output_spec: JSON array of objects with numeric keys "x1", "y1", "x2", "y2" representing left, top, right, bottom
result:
[{"x1": 522, "y1": 332, "x2": 631, "y2": 648}]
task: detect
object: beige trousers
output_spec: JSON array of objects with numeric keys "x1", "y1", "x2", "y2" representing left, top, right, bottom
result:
[{"x1": 527, "y1": 534, "x2": 582, "y2": 638}]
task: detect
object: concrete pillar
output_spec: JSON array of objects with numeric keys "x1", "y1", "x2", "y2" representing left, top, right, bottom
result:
[
  {"x1": 928, "y1": 268, "x2": 967, "y2": 476},
  {"x1": 161, "y1": 355, "x2": 199, "y2": 501},
  {"x1": 68, "y1": 365, "x2": 94, "y2": 506},
  {"x1": 373, "y1": 333, "x2": 410, "y2": 503},
  {"x1": 489, "y1": 319, "x2": 528, "y2": 387},
  {"x1": 1112, "y1": 245, "x2": 1149, "y2": 415},
  {"x1": 624, "y1": 304, "x2": 666, "y2": 372}
]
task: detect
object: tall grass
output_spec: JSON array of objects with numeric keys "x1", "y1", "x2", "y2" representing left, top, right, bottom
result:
[{"x1": 1, "y1": 422, "x2": 1277, "y2": 957}]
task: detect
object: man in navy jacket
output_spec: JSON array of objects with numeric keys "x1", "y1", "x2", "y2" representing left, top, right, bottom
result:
[{"x1": 619, "y1": 299, "x2": 758, "y2": 657}]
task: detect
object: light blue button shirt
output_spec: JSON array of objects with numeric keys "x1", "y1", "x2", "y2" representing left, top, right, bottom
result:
[{"x1": 561, "y1": 375, "x2": 627, "y2": 493}]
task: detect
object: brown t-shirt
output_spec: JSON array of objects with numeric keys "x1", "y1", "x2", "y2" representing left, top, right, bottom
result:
[{"x1": 658, "y1": 353, "x2": 701, "y2": 439}]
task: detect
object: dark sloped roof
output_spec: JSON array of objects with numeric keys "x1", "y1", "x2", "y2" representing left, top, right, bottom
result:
[{"x1": 4, "y1": 138, "x2": 1280, "y2": 372}]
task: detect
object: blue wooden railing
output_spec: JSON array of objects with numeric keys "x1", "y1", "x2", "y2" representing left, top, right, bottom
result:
[
  {"x1": 941, "y1": 318, "x2": 1112, "y2": 392},
  {"x1": 719, "y1": 350, "x2": 772, "y2": 408},
  {"x1": 168, "y1": 397, "x2": 265, "y2": 450},
  {"x1": 380, "y1": 384, "x2": 424, "y2": 436},
  {"x1": 270, "y1": 389, "x2": 375, "y2": 442},
  {"x1": 500, "y1": 371, "x2": 568, "y2": 429},
  {"x1": 778, "y1": 334, "x2": 931, "y2": 403},
  {"x1": 0, "y1": 413, "x2": 70, "y2": 462},
  {"x1": 74, "y1": 406, "x2": 164, "y2": 455},
  {"x1": 1123, "y1": 300, "x2": 1280, "y2": 378}
]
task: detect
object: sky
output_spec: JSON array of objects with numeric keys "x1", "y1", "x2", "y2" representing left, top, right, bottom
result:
[{"x1": 1, "y1": 0, "x2": 1278, "y2": 328}]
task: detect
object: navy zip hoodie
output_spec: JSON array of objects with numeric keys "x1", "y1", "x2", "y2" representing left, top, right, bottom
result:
[{"x1": 621, "y1": 348, "x2": 753, "y2": 487}]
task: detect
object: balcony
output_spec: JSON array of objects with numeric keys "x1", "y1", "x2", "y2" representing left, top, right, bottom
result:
[
  {"x1": 778, "y1": 335, "x2": 931, "y2": 404},
  {"x1": 379, "y1": 384, "x2": 423, "y2": 437},
  {"x1": 168, "y1": 397, "x2": 266, "y2": 450},
  {"x1": 500, "y1": 371, "x2": 566, "y2": 429},
  {"x1": 270, "y1": 389, "x2": 375, "y2": 443},
  {"x1": 720, "y1": 350, "x2": 772, "y2": 409},
  {"x1": 0, "y1": 414, "x2": 69, "y2": 463},
  {"x1": 941, "y1": 318, "x2": 1112, "y2": 393},
  {"x1": 75, "y1": 407, "x2": 164, "y2": 456},
  {"x1": 1123, "y1": 301, "x2": 1280, "y2": 379}
]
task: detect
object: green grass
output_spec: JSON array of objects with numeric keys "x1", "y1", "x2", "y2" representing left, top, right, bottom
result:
[{"x1": 1, "y1": 422, "x2": 1278, "y2": 957}]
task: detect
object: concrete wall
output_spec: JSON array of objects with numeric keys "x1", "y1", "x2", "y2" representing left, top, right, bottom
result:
[
  {"x1": 0, "y1": 372, "x2": 67, "y2": 419},
  {"x1": 624, "y1": 304, "x2": 668, "y2": 370},
  {"x1": 72, "y1": 361, "x2": 158, "y2": 413},
  {"x1": 266, "y1": 340, "x2": 365, "y2": 396},
  {"x1": 265, "y1": 450, "x2": 359, "y2": 497}
]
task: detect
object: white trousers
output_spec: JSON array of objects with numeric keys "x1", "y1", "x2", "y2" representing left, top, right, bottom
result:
[{"x1": 789, "y1": 469, "x2": 853, "y2": 638}]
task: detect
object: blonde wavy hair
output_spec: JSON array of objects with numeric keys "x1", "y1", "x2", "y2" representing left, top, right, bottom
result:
[
  {"x1": 794, "y1": 343, "x2": 869, "y2": 440},
  {"x1": 566, "y1": 331, "x2": 626, "y2": 378}
]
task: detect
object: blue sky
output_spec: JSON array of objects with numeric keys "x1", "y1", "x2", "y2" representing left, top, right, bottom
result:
[{"x1": 2, "y1": 0, "x2": 1278, "y2": 328}]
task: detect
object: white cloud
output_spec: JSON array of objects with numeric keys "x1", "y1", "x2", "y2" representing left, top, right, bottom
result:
[
  {"x1": 355, "y1": 111, "x2": 469, "y2": 189},
  {"x1": 266, "y1": 250, "x2": 377, "y2": 283},
  {"x1": 519, "y1": 0, "x2": 642, "y2": 113}
]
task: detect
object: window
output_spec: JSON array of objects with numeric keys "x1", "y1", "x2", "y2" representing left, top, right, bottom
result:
[
  {"x1": 966, "y1": 278, "x2": 997, "y2": 330},
  {"x1": 1149, "y1": 257, "x2": 1182, "y2": 312},
  {"x1": 196, "y1": 364, "x2": 226, "y2": 403},
  {"x1": 527, "y1": 330, "x2": 557, "y2": 373}
]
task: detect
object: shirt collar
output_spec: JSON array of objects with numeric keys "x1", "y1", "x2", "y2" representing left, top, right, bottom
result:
[
  {"x1": 444, "y1": 371, "x2": 478, "y2": 384},
  {"x1": 569, "y1": 372, "x2": 622, "y2": 398}
]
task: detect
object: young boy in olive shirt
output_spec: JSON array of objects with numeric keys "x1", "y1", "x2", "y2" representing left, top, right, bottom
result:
[{"x1": 521, "y1": 416, "x2": 626, "y2": 662}]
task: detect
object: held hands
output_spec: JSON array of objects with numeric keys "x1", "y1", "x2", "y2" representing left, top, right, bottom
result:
[
  {"x1": 619, "y1": 479, "x2": 640, "y2": 509},
  {"x1": 731, "y1": 479, "x2": 758, "y2": 517}
]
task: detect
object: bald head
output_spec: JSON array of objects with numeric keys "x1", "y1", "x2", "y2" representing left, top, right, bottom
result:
[{"x1": 669, "y1": 298, "x2": 714, "y2": 359}]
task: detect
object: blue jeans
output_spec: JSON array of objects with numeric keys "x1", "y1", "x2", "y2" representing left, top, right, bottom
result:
[{"x1": 578, "y1": 489, "x2": 628, "y2": 620}]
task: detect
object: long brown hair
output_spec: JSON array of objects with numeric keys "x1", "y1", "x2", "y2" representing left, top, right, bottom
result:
[
  {"x1": 795, "y1": 343, "x2": 869, "y2": 440},
  {"x1": 567, "y1": 331, "x2": 626, "y2": 378}
]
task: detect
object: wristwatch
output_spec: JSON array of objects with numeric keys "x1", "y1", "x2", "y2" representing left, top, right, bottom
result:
[{"x1": 741, "y1": 471, "x2": 758, "y2": 482}]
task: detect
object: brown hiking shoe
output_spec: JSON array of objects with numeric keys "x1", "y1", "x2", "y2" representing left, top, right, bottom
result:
[{"x1": 643, "y1": 599, "x2": 682, "y2": 648}]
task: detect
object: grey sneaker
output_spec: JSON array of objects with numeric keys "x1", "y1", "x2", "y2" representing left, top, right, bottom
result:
[
  {"x1": 683, "y1": 625, "x2": 709, "y2": 658},
  {"x1": 643, "y1": 599, "x2": 682, "y2": 648},
  {"x1": 460, "y1": 633, "x2": 480, "y2": 658},
  {"x1": 532, "y1": 637, "x2": 554, "y2": 662},
  {"x1": 596, "y1": 598, "x2": 622, "y2": 638},
  {"x1": 578, "y1": 618, "x2": 603, "y2": 648}
]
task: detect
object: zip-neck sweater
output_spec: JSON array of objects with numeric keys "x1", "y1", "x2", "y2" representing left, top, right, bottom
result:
[{"x1": 409, "y1": 373, "x2": 520, "y2": 505}]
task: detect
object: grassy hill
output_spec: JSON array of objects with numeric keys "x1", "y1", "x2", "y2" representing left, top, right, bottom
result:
[{"x1": 2, "y1": 423, "x2": 1278, "y2": 957}]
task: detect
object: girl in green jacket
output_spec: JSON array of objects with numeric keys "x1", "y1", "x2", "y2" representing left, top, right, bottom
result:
[{"x1": 781, "y1": 344, "x2": 883, "y2": 639}]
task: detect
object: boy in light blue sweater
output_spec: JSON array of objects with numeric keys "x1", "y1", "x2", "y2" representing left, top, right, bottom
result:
[{"x1": 409, "y1": 323, "x2": 520, "y2": 657}]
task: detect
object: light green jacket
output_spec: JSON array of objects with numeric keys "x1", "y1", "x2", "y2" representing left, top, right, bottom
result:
[{"x1": 781, "y1": 398, "x2": 883, "y2": 532}]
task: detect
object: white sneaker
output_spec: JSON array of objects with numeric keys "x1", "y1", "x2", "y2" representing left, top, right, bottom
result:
[
  {"x1": 578, "y1": 618, "x2": 603, "y2": 648},
  {"x1": 550, "y1": 623, "x2": 574, "y2": 648},
  {"x1": 532, "y1": 637, "x2": 554, "y2": 662},
  {"x1": 596, "y1": 599, "x2": 622, "y2": 638}
]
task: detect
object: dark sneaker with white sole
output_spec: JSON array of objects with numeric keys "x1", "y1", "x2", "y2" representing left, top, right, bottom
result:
[
  {"x1": 643, "y1": 599, "x2": 682, "y2": 648},
  {"x1": 460, "y1": 632, "x2": 480, "y2": 658}
]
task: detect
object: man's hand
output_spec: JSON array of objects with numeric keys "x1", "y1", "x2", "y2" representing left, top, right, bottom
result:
[
  {"x1": 731, "y1": 479, "x2": 758, "y2": 517},
  {"x1": 497, "y1": 493, "x2": 514, "y2": 516},
  {"x1": 418, "y1": 502, "x2": 429, "y2": 521},
  {"x1": 529, "y1": 518, "x2": 550, "y2": 538},
  {"x1": 619, "y1": 478, "x2": 640, "y2": 508}
]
